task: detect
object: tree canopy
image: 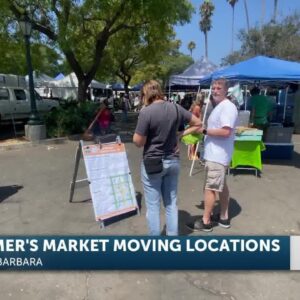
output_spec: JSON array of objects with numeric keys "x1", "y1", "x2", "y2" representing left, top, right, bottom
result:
[
  {"x1": 0, "y1": 38, "x2": 61, "y2": 76},
  {"x1": 199, "y1": 0, "x2": 215, "y2": 59},
  {"x1": 0, "y1": 4, "x2": 61, "y2": 76},
  {"x1": 221, "y1": 13, "x2": 300, "y2": 66},
  {"x1": 131, "y1": 41, "x2": 193, "y2": 89},
  {"x1": 100, "y1": 20, "x2": 179, "y2": 93},
  {"x1": 227, "y1": 0, "x2": 239, "y2": 53},
  {"x1": 188, "y1": 41, "x2": 196, "y2": 57},
  {"x1": 3, "y1": 0, "x2": 193, "y2": 101}
]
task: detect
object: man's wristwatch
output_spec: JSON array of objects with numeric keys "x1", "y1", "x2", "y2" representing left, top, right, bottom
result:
[{"x1": 203, "y1": 129, "x2": 207, "y2": 135}]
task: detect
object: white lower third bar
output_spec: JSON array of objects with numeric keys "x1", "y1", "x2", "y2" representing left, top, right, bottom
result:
[{"x1": 290, "y1": 236, "x2": 300, "y2": 270}]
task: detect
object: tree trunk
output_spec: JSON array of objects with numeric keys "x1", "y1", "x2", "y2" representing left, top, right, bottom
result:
[
  {"x1": 243, "y1": 0, "x2": 250, "y2": 33},
  {"x1": 77, "y1": 79, "x2": 90, "y2": 102},
  {"x1": 231, "y1": 6, "x2": 235, "y2": 53},
  {"x1": 273, "y1": 0, "x2": 278, "y2": 23},
  {"x1": 205, "y1": 32, "x2": 208, "y2": 59},
  {"x1": 63, "y1": 50, "x2": 95, "y2": 103},
  {"x1": 261, "y1": 0, "x2": 265, "y2": 29},
  {"x1": 124, "y1": 77, "x2": 131, "y2": 95}
]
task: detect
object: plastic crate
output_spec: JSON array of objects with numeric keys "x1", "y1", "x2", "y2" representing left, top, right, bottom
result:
[{"x1": 236, "y1": 110, "x2": 250, "y2": 127}]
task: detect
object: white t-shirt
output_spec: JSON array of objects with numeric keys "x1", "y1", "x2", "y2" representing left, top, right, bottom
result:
[{"x1": 203, "y1": 99, "x2": 238, "y2": 166}]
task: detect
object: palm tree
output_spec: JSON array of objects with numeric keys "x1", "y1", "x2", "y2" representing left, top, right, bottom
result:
[
  {"x1": 227, "y1": 0, "x2": 239, "y2": 53},
  {"x1": 243, "y1": 0, "x2": 250, "y2": 33},
  {"x1": 261, "y1": 0, "x2": 266, "y2": 52},
  {"x1": 261, "y1": 0, "x2": 265, "y2": 28},
  {"x1": 272, "y1": 0, "x2": 279, "y2": 23},
  {"x1": 188, "y1": 41, "x2": 196, "y2": 57},
  {"x1": 199, "y1": 0, "x2": 215, "y2": 59}
]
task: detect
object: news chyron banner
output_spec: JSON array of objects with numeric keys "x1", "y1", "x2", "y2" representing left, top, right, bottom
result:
[
  {"x1": 0, "y1": 236, "x2": 299, "y2": 270},
  {"x1": 82, "y1": 142, "x2": 138, "y2": 222}
]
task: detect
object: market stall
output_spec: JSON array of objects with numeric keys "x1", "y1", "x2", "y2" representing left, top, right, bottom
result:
[
  {"x1": 169, "y1": 56, "x2": 218, "y2": 87},
  {"x1": 231, "y1": 128, "x2": 264, "y2": 176},
  {"x1": 199, "y1": 56, "x2": 300, "y2": 173}
]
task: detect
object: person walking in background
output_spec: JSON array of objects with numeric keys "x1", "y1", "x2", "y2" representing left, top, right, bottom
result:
[
  {"x1": 122, "y1": 93, "x2": 131, "y2": 122},
  {"x1": 94, "y1": 99, "x2": 112, "y2": 136},
  {"x1": 133, "y1": 80, "x2": 201, "y2": 236},
  {"x1": 180, "y1": 93, "x2": 193, "y2": 110},
  {"x1": 133, "y1": 94, "x2": 141, "y2": 112},
  {"x1": 186, "y1": 79, "x2": 238, "y2": 232},
  {"x1": 249, "y1": 87, "x2": 273, "y2": 140}
]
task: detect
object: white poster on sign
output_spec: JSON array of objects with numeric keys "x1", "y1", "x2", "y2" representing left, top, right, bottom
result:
[{"x1": 82, "y1": 142, "x2": 138, "y2": 221}]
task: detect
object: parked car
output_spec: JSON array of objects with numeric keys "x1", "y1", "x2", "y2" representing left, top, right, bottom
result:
[{"x1": 0, "y1": 87, "x2": 59, "y2": 123}]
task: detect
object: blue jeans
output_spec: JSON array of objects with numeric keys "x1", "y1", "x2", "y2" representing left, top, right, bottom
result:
[{"x1": 141, "y1": 158, "x2": 180, "y2": 236}]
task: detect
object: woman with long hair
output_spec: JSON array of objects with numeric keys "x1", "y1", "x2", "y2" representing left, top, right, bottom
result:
[
  {"x1": 133, "y1": 80, "x2": 201, "y2": 235},
  {"x1": 188, "y1": 94, "x2": 205, "y2": 160}
]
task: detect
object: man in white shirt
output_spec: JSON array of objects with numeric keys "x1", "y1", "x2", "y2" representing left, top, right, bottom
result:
[{"x1": 187, "y1": 78, "x2": 238, "y2": 232}]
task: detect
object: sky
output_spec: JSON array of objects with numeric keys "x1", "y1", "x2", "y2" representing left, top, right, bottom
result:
[{"x1": 175, "y1": 0, "x2": 300, "y2": 65}]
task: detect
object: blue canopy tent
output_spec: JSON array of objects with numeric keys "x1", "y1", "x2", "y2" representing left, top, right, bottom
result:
[
  {"x1": 111, "y1": 83, "x2": 133, "y2": 91},
  {"x1": 169, "y1": 56, "x2": 218, "y2": 88},
  {"x1": 54, "y1": 73, "x2": 64, "y2": 80},
  {"x1": 199, "y1": 55, "x2": 300, "y2": 123},
  {"x1": 199, "y1": 56, "x2": 300, "y2": 85},
  {"x1": 111, "y1": 83, "x2": 124, "y2": 90},
  {"x1": 131, "y1": 83, "x2": 143, "y2": 91}
]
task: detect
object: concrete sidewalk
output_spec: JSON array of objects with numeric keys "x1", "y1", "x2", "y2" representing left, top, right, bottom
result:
[{"x1": 0, "y1": 130, "x2": 300, "y2": 299}]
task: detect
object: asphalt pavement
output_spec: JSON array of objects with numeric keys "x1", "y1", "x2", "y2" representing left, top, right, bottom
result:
[{"x1": 0, "y1": 116, "x2": 300, "y2": 300}]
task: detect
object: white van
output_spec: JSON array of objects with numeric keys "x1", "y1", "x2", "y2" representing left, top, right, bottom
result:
[{"x1": 0, "y1": 87, "x2": 59, "y2": 123}]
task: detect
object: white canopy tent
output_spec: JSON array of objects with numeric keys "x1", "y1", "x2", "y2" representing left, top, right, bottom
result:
[
  {"x1": 169, "y1": 57, "x2": 218, "y2": 87},
  {"x1": 25, "y1": 71, "x2": 54, "y2": 87},
  {"x1": 36, "y1": 72, "x2": 109, "y2": 100}
]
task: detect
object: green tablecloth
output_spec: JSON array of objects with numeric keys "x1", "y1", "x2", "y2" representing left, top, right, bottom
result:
[{"x1": 231, "y1": 141, "x2": 265, "y2": 171}]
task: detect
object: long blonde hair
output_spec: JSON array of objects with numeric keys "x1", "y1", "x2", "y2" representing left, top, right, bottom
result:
[
  {"x1": 141, "y1": 80, "x2": 164, "y2": 106},
  {"x1": 190, "y1": 93, "x2": 205, "y2": 111}
]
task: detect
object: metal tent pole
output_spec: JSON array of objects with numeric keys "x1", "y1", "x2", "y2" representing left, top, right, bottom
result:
[
  {"x1": 189, "y1": 84, "x2": 212, "y2": 176},
  {"x1": 283, "y1": 86, "x2": 289, "y2": 123}
]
